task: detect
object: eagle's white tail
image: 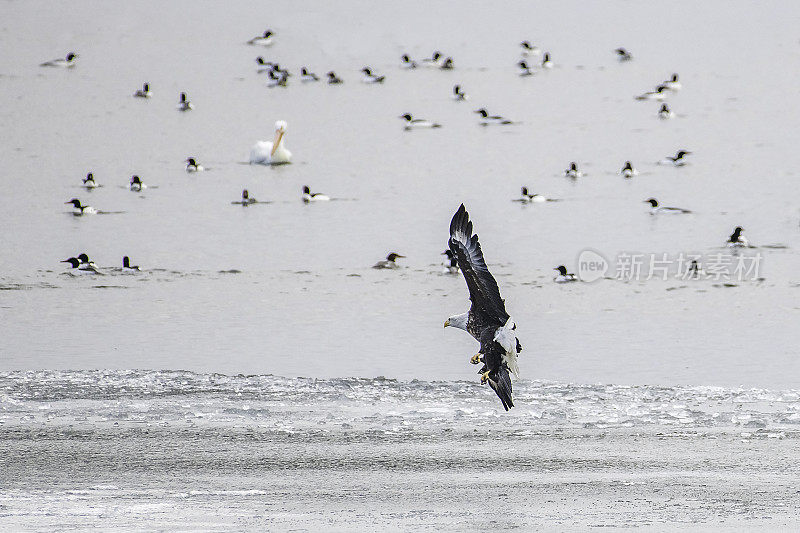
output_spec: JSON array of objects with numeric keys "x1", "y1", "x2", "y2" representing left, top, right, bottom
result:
[{"x1": 494, "y1": 319, "x2": 520, "y2": 379}]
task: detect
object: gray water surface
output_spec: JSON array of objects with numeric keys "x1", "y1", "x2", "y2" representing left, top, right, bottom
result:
[{"x1": 1, "y1": 1, "x2": 798, "y2": 385}]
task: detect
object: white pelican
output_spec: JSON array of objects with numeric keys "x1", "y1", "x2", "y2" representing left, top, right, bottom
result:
[{"x1": 250, "y1": 121, "x2": 291, "y2": 165}]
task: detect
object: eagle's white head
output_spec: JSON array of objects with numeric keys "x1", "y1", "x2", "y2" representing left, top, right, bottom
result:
[{"x1": 443, "y1": 312, "x2": 468, "y2": 331}]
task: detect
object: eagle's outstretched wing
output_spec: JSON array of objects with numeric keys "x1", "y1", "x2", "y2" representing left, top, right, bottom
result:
[{"x1": 448, "y1": 204, "x2": 509, "y2": 324}]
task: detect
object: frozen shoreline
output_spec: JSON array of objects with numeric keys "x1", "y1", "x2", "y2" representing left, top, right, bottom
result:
[{"x1": 2, "y1": 372, "x2": 800, "y2": 530}]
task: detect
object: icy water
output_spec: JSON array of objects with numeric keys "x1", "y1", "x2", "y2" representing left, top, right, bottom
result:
[
  {"x1": 2, "y1": 371, "x2": 800, "y2": 530},
  {"x1": 1, "y1": 0, "x2": 800, "y2": 530}
]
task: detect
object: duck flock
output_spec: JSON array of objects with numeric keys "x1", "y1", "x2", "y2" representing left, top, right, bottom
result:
[{"x1": 46, "y1": 31, "x2": 759, "y2": 280}]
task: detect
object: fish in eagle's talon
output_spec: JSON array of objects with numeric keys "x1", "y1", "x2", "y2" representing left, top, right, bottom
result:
[
  {"x1": 470, "y1": 353, "x2": 482, "y2": 365},
  {"x1": 480, "y1": 371, "x2": 490, "y2": 384}
]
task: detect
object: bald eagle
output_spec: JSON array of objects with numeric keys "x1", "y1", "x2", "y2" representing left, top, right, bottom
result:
[{"x1": 444, "y1": 204, "x2": 520, "y2": 410}]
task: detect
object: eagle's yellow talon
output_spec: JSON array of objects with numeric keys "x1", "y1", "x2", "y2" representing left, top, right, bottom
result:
[
  {"x1": 470, "y1": 353, "x2": 482, "y2": 365},
  {"x1": 480, "y1": 371, "x2": 490, "y2": 384}
]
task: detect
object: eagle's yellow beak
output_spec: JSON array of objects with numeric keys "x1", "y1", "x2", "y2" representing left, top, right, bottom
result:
[{"x1": 443, "y1": 319, "x2": 450, "y2": 328}]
